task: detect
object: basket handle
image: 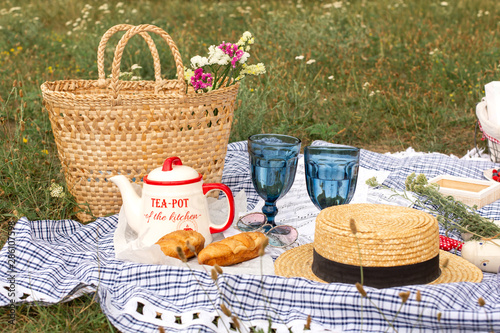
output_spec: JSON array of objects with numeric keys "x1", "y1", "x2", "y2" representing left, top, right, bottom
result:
[
  {"x1": 97, "y1": 24, "x2": 163, "y2": 84},
  {"x1": 109, "y1": 24, "x2": 186, "y2": 99}
]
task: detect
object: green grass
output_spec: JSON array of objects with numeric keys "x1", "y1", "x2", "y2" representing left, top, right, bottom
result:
[{"x1": 1, "y1": 0, "x2": 499, "y2": 331}]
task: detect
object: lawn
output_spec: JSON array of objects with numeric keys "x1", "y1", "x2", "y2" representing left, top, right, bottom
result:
[{"x1": 1, "y1": 0, "x2": 499, "y2": 331}]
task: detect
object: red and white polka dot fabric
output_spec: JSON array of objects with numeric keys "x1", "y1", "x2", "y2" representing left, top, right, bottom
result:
[{"x1": 439, "y1": 235, "x2": 463, "y2": 251}]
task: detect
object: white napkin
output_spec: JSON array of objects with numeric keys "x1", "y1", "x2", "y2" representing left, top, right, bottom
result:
[
  {"x1": 485, "y1": 82, "x2": 500, "y2": 127},
  {"x1": 113, "y1": 190, "x2": 275, "y2": 275}
]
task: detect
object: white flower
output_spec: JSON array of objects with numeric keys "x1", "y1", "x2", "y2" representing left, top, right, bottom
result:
[
  {"x1": 131, "y1": 9, "x2": 137, "y2": 14},
  {"x1": 440, "y1": 1, "x2": 448, "y2": 6},
  {"x1": 239, "y1": 51, "x2": 250, "y2": 65},
  {"x1": 9, "y1": 7, "x2": 21, "y2": 13},
  {"x1": 98, "y1": 4, "x2": 109, "y2": 10},
  {"x1": 363, "y1": 82, "x2": 370, "y2": 89},
  {"x1": 333, "y1": 1, "x2": 343, "y2": 9},
  {"x1": 295, "y1": 55, "x2": 304, "y2": 60},
  {"x1": 118, "y1": 9, "x2": 125, "y2": 14},
  {"x1": 50, "y1": 183, "x2": 65, "y2": 198},
  {"x1": 116, "y1": 2, "x2": 124, "y2": 7},
  {"x1": 207, "y1": 45, "x2": 231, "y2": 66},
  {"x1": 190, "y1": 55, "x2": 209, "y2": 69},
  {"x1": 131, "y1": 64, "x2": 142, "y2": 70},
  {"x1": 328, "y1": 75, "x2": 335, "y2": 80},
  {"x1": 369, "y1": 91, "x2": 375, "y2": 97},
  {"x1": 65, "y1": 20, "x2": 72, "y2": 26},
  {"x1": 237, "y1": 31, "x2": 254, "y2": 46},
  {"x1": 306, "y1": 59, "x2": 316, "y2": 65}
]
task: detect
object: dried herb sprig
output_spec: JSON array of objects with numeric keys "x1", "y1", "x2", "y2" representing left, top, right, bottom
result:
[{"x1": 366, "y1": 173, "x2": 500, "y2": 240}]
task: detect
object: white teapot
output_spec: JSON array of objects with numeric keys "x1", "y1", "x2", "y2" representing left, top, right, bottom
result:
[{"x1": 110, "y1": 157, "x2": 235, "y2": 247}]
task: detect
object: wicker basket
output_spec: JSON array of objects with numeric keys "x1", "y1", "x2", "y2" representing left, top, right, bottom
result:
[
  {"x1": 41, "y1": 24, "x2": 239, "y2": 221},
  {"x1": 476, "y1": 100, "x2": 500, "y2": 162}
]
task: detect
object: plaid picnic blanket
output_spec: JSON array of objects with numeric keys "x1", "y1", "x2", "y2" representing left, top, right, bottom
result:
[{"x1": 1, "y1": 141, "x2": 499, "y2": 333}]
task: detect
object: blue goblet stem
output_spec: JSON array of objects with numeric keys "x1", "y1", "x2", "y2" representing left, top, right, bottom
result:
[{"x1": 262, "y1": 201, "x2": 278, "y2": 226}]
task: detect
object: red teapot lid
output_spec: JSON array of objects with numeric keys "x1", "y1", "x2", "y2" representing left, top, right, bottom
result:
[{"x1": 144, "y1": 157, "x2": 203, "y2": 185}]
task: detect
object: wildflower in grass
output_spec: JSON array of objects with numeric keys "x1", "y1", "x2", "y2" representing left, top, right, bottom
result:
[
  {"x1": 399, "y1": 291, "x2": 411, "y2": 304},
  {"x1": 214, "y1": 264, "x2": 223, "y2": 274},
  {"x1": 350, "y1": 218, "x2": 357, "y2": 234},
  {"x1": 50, "y1": 183, "x2": 65, "y2": 198},
  {"x1": 328, "y1": 75, "x2": 335, "y2": 80},
  {"x1": 98, "y1": 4, "x2": 109, "y2": 10},
  {"x1": 295, "y1": 55, "x2": 305, "y2": 60},
  {"x1": 41, "y1": 149, "x2": 49, "y2": 154},
  {"x1": 211, "y1": 268, "x2": 218, "y2": 281},
  {"x1": 131, "y1": 64, "x2": 142, "y2": 71},
  {"x1": 333, "y1": 2, "x2": 343, "y2": 9},
  {"x1": 176, "y1": 246, "x2": 187, "y2": 262},
  {"x1": 362, "y1": 82, "x2": 370, "y2": 90},
  {"x1": 116, "y1": 2, "x2": 124, "y2": 7},
  {"x1": 191, "y1": 68, "x2": 213, "y2": 91},
  {"x1": 306, "y1": 59, "x2": 316, "y2": 65},
  {"x1": 355, "y1": 282, "x2": 367, "y2": 297},
  {"x1": 9, "y1": 7, "x2": 21, "y2": 13},
  {"x1": 440, "y1": 1, "x2": 448, "y2": 6},
  {"x1": 22, "y1": 137, "x2": 27, "y2": 143},
  {"x1": 220, "y1": 303, "x2": 231, "y2": 316}
]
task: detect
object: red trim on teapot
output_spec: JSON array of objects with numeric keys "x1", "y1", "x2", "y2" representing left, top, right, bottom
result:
[{"x1": 143, "y1": 173, "x2": 203, "y2": 185}]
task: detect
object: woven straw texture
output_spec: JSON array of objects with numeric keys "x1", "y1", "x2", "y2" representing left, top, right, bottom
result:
[
  {"x1": 314, "y1": 203, "x2": 439, "y2": 267},
  {"x1": 275, "y1": 203, "x2": 483, "y2": 285},
  {"x1": 41, "y1": 24, "x2": 239, "y2": 221}
]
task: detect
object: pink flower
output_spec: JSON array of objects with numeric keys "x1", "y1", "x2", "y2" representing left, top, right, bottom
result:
[
  {"x1": 191, "y1": 68, "x2": 213, "y2": 91},
  {"x1": 218, "y1": 42, "x2": 244, "y2": 68}
]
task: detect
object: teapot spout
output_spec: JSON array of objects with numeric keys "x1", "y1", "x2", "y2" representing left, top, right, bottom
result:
[{"x1": 110, "y1": 175, "x2": 142, "y2": 232}]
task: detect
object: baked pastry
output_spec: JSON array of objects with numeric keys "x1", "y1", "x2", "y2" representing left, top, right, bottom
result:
[
  {"x1": 156, "y1": 230, "x2": 205, "y2": 260},
  {"x1": 198, "y1": 232, "x2": 268, "y2": 266}
]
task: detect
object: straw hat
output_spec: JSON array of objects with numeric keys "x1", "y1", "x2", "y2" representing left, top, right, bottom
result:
[{"x1": 275, "y1": 204, "x2": 482, "y2": 288}]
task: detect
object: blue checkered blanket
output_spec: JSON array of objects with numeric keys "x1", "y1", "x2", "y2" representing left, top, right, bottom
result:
[{"x1": 1, "y1": 141, "x2": 500, "y2": 332}]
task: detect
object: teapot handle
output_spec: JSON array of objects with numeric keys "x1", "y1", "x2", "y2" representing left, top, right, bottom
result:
[{"x1": 202, "y1": 183, "x2": 235, "y2": 233}]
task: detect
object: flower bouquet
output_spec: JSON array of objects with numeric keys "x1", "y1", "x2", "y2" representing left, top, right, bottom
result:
[{"x1": 184, "y1": 32, "x2": 266, "y2": 92}]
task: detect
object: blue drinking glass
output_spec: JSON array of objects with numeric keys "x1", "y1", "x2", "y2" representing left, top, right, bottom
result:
[
  {"x1": 304, "y1": 145, "x2": 360, "y2": 210},
  {"x1": 248, "y1": 134, "x2": 301, "y2": 226}
]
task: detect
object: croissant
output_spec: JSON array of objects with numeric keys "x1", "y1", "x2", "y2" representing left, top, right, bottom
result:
[
  {"x1": 156, "y1": 230, "x2": 205, "y2": 260},
  {"x1": 198, "y1": 232, "x2": 268, "y2": 266}
]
